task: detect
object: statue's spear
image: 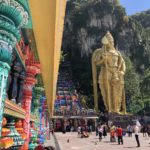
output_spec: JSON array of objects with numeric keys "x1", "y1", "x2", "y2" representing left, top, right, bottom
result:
[
  {"x1": 101, "y1": 36, "x2": 111, "y2": 112},
  {"x1": 92, "y1": 50, "x2": 99, "y2": 112}
]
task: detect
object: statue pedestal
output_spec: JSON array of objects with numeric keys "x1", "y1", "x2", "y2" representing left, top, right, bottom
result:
[{"x1": 108, "y1": 113, "x2": 138, "y2": 129}]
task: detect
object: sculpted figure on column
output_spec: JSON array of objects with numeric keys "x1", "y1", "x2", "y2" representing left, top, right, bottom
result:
[{"x1": 92, "y1": 31, "x2": 126, "y2": 114}]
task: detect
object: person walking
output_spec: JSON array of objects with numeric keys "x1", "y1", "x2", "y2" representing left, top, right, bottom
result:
[
  {"x1": 103, "y1": 126, "x2": 107, "y2": 138},
  {"x1": 127, "y1": 125, "x2": 133, "y2": 137},
  {"x1": 98, "y1": 126, "x2": 103, "y2": 142},
  {"x1": 116, "y1": 125, "x2": 123, "y2": 145},
  {"x1": 110, "y1": 126, "x2": 116, "y2": 142},
  {"x1": 96, "y1": 126, "x2": 99, "y2": 136},
  {"x1": 142, "y1": 125, "x2": 147, "y2": 137},
  {"x1": 77, "y1": 126, "x2": 81, "y2": 137},
  {"x1": 134, "y1": 124, "x2": 140, "y2": 147}
]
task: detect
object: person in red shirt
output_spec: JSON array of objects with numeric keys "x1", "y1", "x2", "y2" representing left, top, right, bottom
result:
[{"x1": 116, "y1": 125, "x2": 123, "y2": 145}]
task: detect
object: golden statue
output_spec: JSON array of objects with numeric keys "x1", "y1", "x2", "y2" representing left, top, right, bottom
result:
[{"x1": 92, "y1": 31, "x2": 126, "y2": 114}]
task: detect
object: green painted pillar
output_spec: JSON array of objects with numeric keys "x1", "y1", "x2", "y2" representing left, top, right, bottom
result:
[
  {"x1": 0, "y1": 0, "x2": 29, "y2": 137},
  {"x1": 32, "y1": 86, "x2": 44, "y2": 138},
  {"x1": 0, "y1": 61, "x2": 10, "y2": 135}
]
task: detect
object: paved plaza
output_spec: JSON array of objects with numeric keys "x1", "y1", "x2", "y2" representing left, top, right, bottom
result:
[{"x1": 55, "y1": 132, "x2": 150, "y2": 150}]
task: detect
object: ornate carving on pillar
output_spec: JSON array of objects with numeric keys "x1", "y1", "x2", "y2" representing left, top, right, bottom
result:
[
  {"x1": 6, "y1": 71, "x2": 12, "y2": 97},
  {"x1": 17, "y1": 71, "x2": 25, "y2": 104},
  {"x1": 0, "y1": 0, "x2": 29, "y2": 139},
  {"x1": 0, "y1": 61, "x2": 10, "y2": 136},
  {"x1": 32, "y1": 86, "x2": 44, "y2": 116},
  {"x1": 22, "y1": 59, "x2": 40, "y2": 149},
  {"x1": 0, "y1": 42, "x2": 12, "y2": 137},
  {"x1": 0, "y1": 0, "x2": 29, "y2": 28},
  {"x1": 11, "y1": 61, "x2": 22, "y2": 102},
  {"x1": 38, "y1": 96, "x2": 46, "y2": 144}
]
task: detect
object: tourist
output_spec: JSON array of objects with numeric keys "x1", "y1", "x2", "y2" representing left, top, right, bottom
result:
[
  {"x1": 51, "y1": 128, "x2": 54, "y2": 136},
  {"x1": 142, "y1": 125, "x2": 147, "y2": 137},
  {"x1": 71, "y1": 126, "x2": 74, "y2": 132},
  {"x1": 98, "y1": 126, "x2": 103, "y2": 142},
  {"x1": 81, "y1": 131, "x2": 89, "y2": 138},
  {"x1": 81, "y1": 126, "x2": 83, "y2": 134},
  {"x1": 103, "y1": 125, "x2": 107, "y2": 138},
  {"x1": 127, "y1": 125, "x2": 132, "y2": 137},
  {"x1": 96, "y1": 126, "x2": 99, "y2": 136},
  {"x1": 110, "y1": 126, "x2": 116, "y2": 142},
  {"x1": 77, "y1": 126, "x2": 81, "y2": 136},
  {"x1": 116, "y1": 125, "x2": 123, "y2": 145},
  {"x1": 89, "y1": 125, "x2": 92, "y2": 134},
  {"x1": 134, "y1": 124, "x2": 140, "y2": 147},
  {"x1": 146, "y1": 125, "x2": 150, "y2": 137}
]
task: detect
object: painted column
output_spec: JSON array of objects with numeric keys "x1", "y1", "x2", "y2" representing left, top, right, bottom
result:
[
  {"x1": 31, "y1": 86, "x2": 44, "y2": 147},
  {"x1": 33, "y1": 86, "x2": 44, "y2": 115},
  {"x1": 12, "y1": 61, "x2": 22, "y2": 103},
  {"x1": 0, "y1": 0, "x2": 29, "y2": 136},
  {"x1": 0, "y1": 61, "x2": 10, "y2": 136},
  {"x1": 6, "y1": 71, "x2": 12, "y2": 99},
  {"x1": 38, "y1": 96, "x2": 46, "y2": 144},
  {"x1": 21, "y1": 62, "x2": 40, "y2": 150},
  {"x1": 33, "y1": 86, "x2": 44, "y2": 138},
  {"x1": 17, "y1": 71, "x2": 26, "y2": 105}
]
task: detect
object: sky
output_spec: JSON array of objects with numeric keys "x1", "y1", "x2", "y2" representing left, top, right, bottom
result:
[{"x1": 120, "y1": 0, "x2": 150, "y2": 15}]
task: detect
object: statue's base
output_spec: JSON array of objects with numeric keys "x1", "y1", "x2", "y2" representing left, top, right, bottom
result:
[{"x1": 108, "y1": 112, "x2": 139, "y2": 128}]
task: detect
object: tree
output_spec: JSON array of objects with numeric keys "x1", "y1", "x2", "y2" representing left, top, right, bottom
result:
[
  {"x1": 141, "y1": 69, "x2": 150, "y2": 98},
  {"x1": 124, "y1": 56, "x2": 140, "y2": 100},
  {"x1": 128, "y1": 98, "x2": 144, "y2": 114}
]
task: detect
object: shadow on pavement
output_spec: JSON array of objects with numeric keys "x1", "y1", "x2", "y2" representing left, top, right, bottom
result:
[
  {"x1": 110, "y1": 143, "x2": 121, "y2": 145},
  {"x1": 103, "y1": 141, "x2": 111, "y2": 143},
  {"x1": 123, "y1": 146, "x2": 139, "y2": 148}
]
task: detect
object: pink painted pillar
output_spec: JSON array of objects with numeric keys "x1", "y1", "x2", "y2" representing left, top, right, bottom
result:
[{"x1": 21, "y1": 62, "x2": 40, "y2": 150}]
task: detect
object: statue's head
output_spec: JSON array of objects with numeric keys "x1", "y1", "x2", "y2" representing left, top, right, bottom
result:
[
  {"x1": 105, "y1": 31, "x2": 114, "y2": 45},
  {"x1": 102, "y1": 31, "x2": 114, "y2": 49}
]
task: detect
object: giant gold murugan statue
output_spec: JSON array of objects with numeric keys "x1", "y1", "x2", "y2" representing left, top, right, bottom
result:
[{"x1": 92, "y1": 31, "x2": 126, "y2": 114}]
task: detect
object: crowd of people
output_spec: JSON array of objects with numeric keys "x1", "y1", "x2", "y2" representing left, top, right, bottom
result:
[
  {"x1": 141, "y1": 125, "x2": 150, "y2": 137},
  {"x1": 94, "y1": 122, "x2": 150, "y2": 148},
  {"x1": 45, "y1": 121, "x2": 150, "y2": 150}
]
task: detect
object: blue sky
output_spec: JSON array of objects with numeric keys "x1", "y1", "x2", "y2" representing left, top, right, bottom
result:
[{"x1": 120, "y1": 0, "x2": 150, "y2": 15}]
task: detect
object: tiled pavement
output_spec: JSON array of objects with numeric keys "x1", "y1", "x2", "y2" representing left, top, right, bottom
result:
[
  {"x1": 44, "y1": 134, "x2": 60, "y2": 150},
  {"x1": 55, "y1": 132, "x2": 150, "y2": 150}
]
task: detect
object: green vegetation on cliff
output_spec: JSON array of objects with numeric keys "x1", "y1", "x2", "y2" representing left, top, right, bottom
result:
[{"x1": 62, "y1": 0, "x2": 150, "y2": 115}]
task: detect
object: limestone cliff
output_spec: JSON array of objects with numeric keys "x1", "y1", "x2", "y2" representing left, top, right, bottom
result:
[
  {"x1": 62, "y1": 0, "x2": 150, "y2": 112},
  {"x1": 63, "y1": 0, "x2": 150, "y2": 70},
  {"x1": 132, "y1": 9, "x2": 150, "y2": 29}
]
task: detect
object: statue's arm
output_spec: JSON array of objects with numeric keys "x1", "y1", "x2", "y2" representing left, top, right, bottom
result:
[
  {"x1": 118, "y1": 52, "x2": 126, "y2": 75},
  {"x1": 93, "y1": 48, "x2": 104, "y2": 66},
  {"x1": 95, "y1": 58, "x2": 104, "y2": 66},
  {"x1": 121, "y1": 59, "x2": 126, "y2": 72}
]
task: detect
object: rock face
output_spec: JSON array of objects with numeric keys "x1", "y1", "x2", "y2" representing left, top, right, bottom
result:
[
  {"x1": 62, "y1": 0, "x2": 150, "y2": 94},
  {"x1": 132, "y1": 9, "x2": 150, "y2": 29},
  {"x1": 132, "y1": 10, "x2": 150, "y2": 70}
]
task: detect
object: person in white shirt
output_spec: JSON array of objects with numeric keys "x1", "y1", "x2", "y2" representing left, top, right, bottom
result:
[
  {"x1": 98, "y1": 126, "x2": 103, "y2": 142},
  {"x1": 77, "y1": 126, "x2": 81, "y2": 135},
  {"x1": 134, "y1": 125, "x2": 140, "y2": 147}
]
